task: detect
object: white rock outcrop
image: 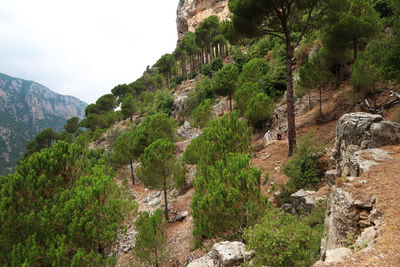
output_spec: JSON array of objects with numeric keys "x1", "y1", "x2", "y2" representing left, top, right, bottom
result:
[{"x1": 187, "y1": 241, "x2": 253, "y2": 267}]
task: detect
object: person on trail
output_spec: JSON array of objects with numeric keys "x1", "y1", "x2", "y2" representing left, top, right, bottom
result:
[
  {"x1": 277, "y1": 127, "x2": 282, "y2": 140},
  {"x1": 264, "y1": 130, "x2": 271, "y2": 145}
]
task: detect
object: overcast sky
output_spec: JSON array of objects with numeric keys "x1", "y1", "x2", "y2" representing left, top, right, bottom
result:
[{"x1": 0, "y1": 0, "x2": 179, "y2": 104}]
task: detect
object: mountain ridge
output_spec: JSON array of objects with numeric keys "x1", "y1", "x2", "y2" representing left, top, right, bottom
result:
[{"x1": 0, "y1": 72, "x2": 87, "y2": 175}]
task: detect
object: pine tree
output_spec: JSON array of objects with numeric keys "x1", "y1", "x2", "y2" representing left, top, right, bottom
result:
[
  {"x1": 191, "y1": 153, "x2": 268, "y2": 240},
  {"x1": 138, "y1": 139, "x2": 177, "y2": 221},
  {"x1": 212, "y1": 64, "x2": 239, "y2": 111},
  {"x1": 134, "y1": 209, "x2": 168, "y2": 267},
  {"x1": 228, "y1": 0, "x2": 320, "y2": 156},
  {"x1": 0, "y1": 141, "x2": 136, "y2": 266}
]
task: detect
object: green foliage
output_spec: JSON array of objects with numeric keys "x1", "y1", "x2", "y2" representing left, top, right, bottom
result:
[
  {"x1": 138, "y1": 139, "x2": 178, "y2": 220},
  {"x1": 183, "y1": 111, "x2": 252, "y2": 168},
  {"x1": 156, "y1": 53, "x2": 175, "y2": 87},
  {"x1": 201, "y1": 63, "x2": 213, "y2": 78},
  {"x1": 95, "y1": 94, "x2": 117, "y2": 113},
  {"x1": 139, "y1": 139, "x2": 176, "y2": 190},
  {"x1": 283, "y1": 132, "x2": 324, "y2": 192},
  {"x1": 244, "y1": 208, "x2": 323, "y2": 267},
  {"x1": 244, "y1": 93, "x2": 274, "y2": 128},
  {"x1": 232, "y1": 47, "x2": 250, "y2": 72},
  {"x1": 134, "y1": 209, "x2": 168, "y2": 267},
  {"x1": 121, "y1": 94, "x2": 138, "y2": 119},
  {"x1": 112, "y1": 83, "x2": 131, "y2": 103},
  {"x1": 139, "y1": 91, "x2": 155, "y2": 115},
  {"x1": 350, "y1": 56, "x2": 381, "y2": 103},
  {"x1": 183, "y1": 77, "x2": 214, "y2": 117},
  {"x1": 191, "y1": 99, "x2": 213, "y2": 128},
  {"x1": 24, "y1": 128, "x2": 58, "y2": 158},
  {"x1": 248, "y1": 35, "x2": 279, "y2": 59},
  {"x1": 153, "y1": 89, "x2": 174, "y2": 115},
  {"x1": 0, "y1": 141, "x2": 136, "y2": 266},
  {"x1": 192, "y1": 153, "x2": 268, "y2": 240},
  {"x1": 260, "y1": 65, "x2": 286, "y2": 99},
  {"x1": 235, "y1": 82, "x2": 261, "y2": 116},
  {"x1": 238, "y1": 58, "x2": 269, "y2": 86},
  {"x1": 64, "y1": 117, "x2": 80, "y2": 134},
  {"x1": 213, "y1": 64, "x2": 239, "y2": 110},
  {"x1": 322, "y1": 0, "x2": 382, "y2": 61},
  {"x1": 364, "y1": 34, "x2": 400, "y2": 83},
  {"x1": 210, "y1": 57, "x2": 223, "y2": 71}
]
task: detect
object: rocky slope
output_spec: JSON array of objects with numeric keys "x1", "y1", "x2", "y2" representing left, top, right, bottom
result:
[
  {"x1": 0, "y1": 72, "x2": 87, "y2": 175},
  {"x1": 177, "y1": 0, "x2": 230, "y2": 40}
]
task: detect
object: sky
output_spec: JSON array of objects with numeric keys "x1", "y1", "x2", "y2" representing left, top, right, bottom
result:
[{"x1": 0, "y1": 0, "x2": 179, "y2": 104}]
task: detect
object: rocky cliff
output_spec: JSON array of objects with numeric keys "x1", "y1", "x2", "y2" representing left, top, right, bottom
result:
[
  {"x1": 316, "y1": 113, "x2": 400, "y2": 265},
  {"x1": 177, "y1": 0, "x2": 230, "y2": 40},
  {"x1": 0, "y1": 72, "x2": 87, "y2": 175}
]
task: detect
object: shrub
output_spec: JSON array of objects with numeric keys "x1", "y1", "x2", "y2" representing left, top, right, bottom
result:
[
  {"x1": 192, "y1": 153, "x2": 268, "y2": 240},
  {"x1": 153, "y1": 89, "x2": 174, "y2": 115},
  {"x1": 283, "y1": 132, "x2": 324, "y2": 192},
  {"x1": 244, "y1": 208, "x2": 322, "y2": 267},
  {"x1": 244, "y1": 93, "x2": 274, "y2": 129},
  {"x1": 134, "y1": 209, "x2": 168, "y2": 266},
  {"x1": 210, "y1": 57, "x2": 223, "y2": 71},
  {"x1": 201, "y1": 63, "x2": 213, "y2": 78},
  {"x1": 238, "y1": 58, "x2": 270, "y2": 86},
  {"x1": 235, "y1": 82, "x2": 261, "y2": 116},
  {"x1": 191, "y1": 99, "x2": 213, "y2": 128}
]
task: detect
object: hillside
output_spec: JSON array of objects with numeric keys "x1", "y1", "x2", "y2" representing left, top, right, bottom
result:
[
  {"x1": 2, "y1": 0, "x2": 400, "y2": 266},
  {"x1": 0, "y1": 72, "x2": 87, "y2": 175}
]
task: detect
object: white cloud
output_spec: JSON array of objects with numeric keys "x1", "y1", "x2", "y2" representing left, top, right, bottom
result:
[{"x1": 0, "y1": 0, "x2": 178, "y2": 103}]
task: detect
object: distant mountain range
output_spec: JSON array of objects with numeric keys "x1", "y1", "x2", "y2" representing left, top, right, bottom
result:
[{"x1": 0, "y1": 72, "x2": 87, "y2": 175}]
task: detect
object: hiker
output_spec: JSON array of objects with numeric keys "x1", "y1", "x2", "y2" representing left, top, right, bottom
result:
[
  {"x1": 277, "y1": 127, "x2": 282, "y2": 140},
  {"x1": 264, "y1": 130, "x2": 271, "y2": 145}
]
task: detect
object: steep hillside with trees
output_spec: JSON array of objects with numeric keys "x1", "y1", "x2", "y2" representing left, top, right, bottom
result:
[{"x1": 3, "y1": 0, "x2": 400, "y2": 266}]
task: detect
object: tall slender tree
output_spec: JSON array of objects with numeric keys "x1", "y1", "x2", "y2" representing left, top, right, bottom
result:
[{"x1": 228, "y1": 0, "x2": 320, "y2": 156}]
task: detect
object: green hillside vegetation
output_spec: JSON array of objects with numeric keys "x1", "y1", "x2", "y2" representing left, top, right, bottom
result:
[{"x1": 3, "y1": 0, "x2": 400, "y2": 265}]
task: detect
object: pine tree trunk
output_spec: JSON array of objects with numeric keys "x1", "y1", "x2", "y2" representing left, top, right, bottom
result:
[
  {"x1": 130, "y1": 161, "x2": 135, "y2": 185},
  {"x1": 285, "y1": 41, "x2": 296, "y2": 157},
  {"x1": 308, "y1": 91, "x2": 312, "y2": 110},
  {"x1": 163, "y1": 180, "x2": 169, "y2": 221}
]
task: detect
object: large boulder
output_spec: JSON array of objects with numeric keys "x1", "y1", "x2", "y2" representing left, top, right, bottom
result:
[
  {"x1": 332, "y1": 113, "x2": 400, "y2": 177},
  {"x1": 187, "y1": 241, "x2": 253, "y2": 267}
]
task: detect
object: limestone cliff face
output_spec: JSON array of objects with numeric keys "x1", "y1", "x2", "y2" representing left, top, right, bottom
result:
[
  {"x1": 177, "y1": 0, "x2": 230, "y2": 40},
  {"x1": 0, "y1": 72, "x2": 87, "y2": 175}
]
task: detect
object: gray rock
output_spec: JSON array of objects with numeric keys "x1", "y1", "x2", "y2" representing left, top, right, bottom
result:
[
  {"x1": 325, "y1": 169, "x2": 339, "y2": 187},
  {"x1": 212, "y1": 241, "x2": 253, "y2": 266},
  {"x1": 290, "y1": 189, "x2": 316, "y2": 214},
  {"x1": 323, "y1": 187, "x2": 358, "y2": 255},
  {"x1": 187, "y1": 241, "x2": 253, "y2": 267},
  {"x1": 325, "y1": 247, "x2": 352, "y2": 263},
  {"x1": 178, "y1": 121, "x2": 202, "y2": 140},
  {"x1": 147, "y1": 197, "x2": 161, "y2": 207},
  {"x1": 355, "y1": 227, "x2": 376, "y2": 250},
  {"x1": 332, "y1": 113, "x2": 400, "y2": 177},
  {"x1": 187, "y1": 254, "x2": 219, "y2": 267}
]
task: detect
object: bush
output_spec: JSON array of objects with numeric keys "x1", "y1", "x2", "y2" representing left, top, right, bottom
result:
[
  {"x1": 210, "y1": 57, "x2": 223, "y2": 71},
  {"x1": 244, "y1": 93, "x2": 274, "y2": 129},
  {"x1": 192, "y1": 153, "x2": 268, "y2": 240},
  {"x1": 191, "y1": 99, "x2": 213, "y2": 128},
  {"x1": 238, "y1": 58, "x2": 270, "y2": 86},
  {"x1": 153, "y1": 89, "x2": 174, "y2": 115},
  {"x1": 182, "y1": 77, "x2": 214, "y2": 117},
  {"x1": 282, "y1": 132, "x2": 324, "y2": 192},
  {"x1": 201, "y1": 63, "x2": 213, "y2": 78},
  {"x1": 134, "y1": 209, "x2": 168, "y2": 266},
  {"x1": 244, "y1": 208, "x2": 322, "y2": 267}
]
